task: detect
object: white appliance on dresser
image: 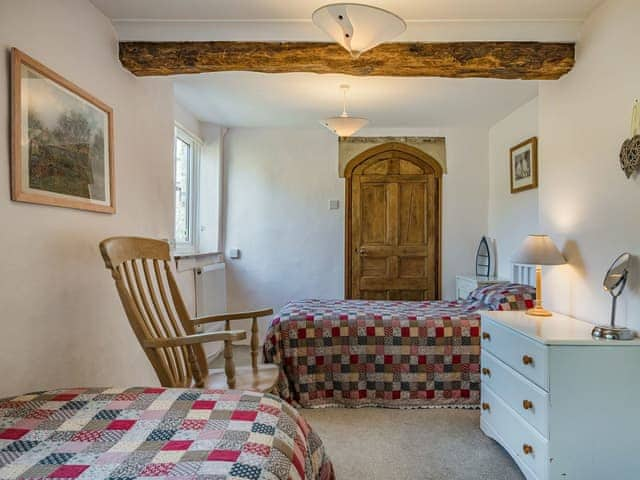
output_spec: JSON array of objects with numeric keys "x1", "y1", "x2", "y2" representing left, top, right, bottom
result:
[{"x1": 480, "y1": 310, "x2": 640, "y2": 480}]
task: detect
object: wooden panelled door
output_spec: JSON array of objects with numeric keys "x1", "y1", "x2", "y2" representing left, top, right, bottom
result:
[{"x1": 345, "y1": 143, "x2": 442, "y2": 300}]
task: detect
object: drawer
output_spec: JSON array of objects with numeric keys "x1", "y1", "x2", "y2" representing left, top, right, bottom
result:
[
  {"x1": 482, "y1": 384, "x2": 549, "y2": 480},
  {"x1": 481, "y1": 316, "x2": 549, "y2": 391},
  {"x1": 481, "y1": 350, "x2": 549, "y2": 438}
]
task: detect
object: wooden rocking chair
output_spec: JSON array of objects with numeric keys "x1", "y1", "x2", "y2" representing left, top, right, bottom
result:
[{"x1": 99, "y1": 236, "x2": 278, "y2": 392}]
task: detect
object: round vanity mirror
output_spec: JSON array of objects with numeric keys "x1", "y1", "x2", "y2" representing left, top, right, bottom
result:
[
  {"x1": 592, "y1": 253, "x2": 635, "y2": 340},
  {"x1": 603, "y1": 253, "x2": 631, "y2": 295}
]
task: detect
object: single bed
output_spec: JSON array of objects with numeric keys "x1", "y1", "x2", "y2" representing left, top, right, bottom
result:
[
  {"x1": 264, "y1": 283, "x2": 535, "y2": 408},
  {"x1": 0, "y1": 387, "x2": 334, "y2": 480}
]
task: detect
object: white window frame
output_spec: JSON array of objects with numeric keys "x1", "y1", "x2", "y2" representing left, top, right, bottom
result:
[{"x1": 173, "y1": 123, "x2": 202, "y2": 254}]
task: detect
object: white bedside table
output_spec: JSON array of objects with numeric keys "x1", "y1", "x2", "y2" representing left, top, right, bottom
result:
[{"x1": 455, "y1": 274, "x2": 508, "y2": 300}]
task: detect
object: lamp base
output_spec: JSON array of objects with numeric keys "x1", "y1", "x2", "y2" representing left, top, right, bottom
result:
[
  {"x1": 591, "y1": 325, "x2": 636, "y2": 340},
  {"x1": 526, "y1": 306, "x2": 553, "y2": 317}
]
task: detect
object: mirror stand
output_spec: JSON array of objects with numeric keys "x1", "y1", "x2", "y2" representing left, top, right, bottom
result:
[{"x1": 592, "y1": 253, "x2": 636, "y2": 340}]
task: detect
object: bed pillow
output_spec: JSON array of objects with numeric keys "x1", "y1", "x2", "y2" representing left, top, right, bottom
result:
[{"x1": 467, "y1": 283, "x2": 536, "y2": 311}]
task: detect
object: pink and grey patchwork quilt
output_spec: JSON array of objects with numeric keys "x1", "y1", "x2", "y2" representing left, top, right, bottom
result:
[
  {"x1": 0, "y1": 387, "x2": 334, "y2": 480},
  {"x1": 264, "y1": 285, "x2": 535, "y2": 409}
]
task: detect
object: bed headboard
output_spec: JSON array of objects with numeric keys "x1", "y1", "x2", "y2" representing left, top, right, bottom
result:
[{"x1": 512, "y1": 263, "x2": 535, "y2": 287}]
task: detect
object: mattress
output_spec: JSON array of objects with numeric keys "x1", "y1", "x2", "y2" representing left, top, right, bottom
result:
[{"x1": 0, "y1": 387, "x2": 334, "y2": 480}]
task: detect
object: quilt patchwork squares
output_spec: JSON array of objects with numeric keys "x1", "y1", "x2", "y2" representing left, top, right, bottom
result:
[
  {"x1": 469, "y1": 283, "x2": 536, "y2": 311},
  {"x1": 264, "y1": 299, "x2": 485, "y2": 408},
  {"x1": 0, "y1": 387, "x2": 334, "y2": 480}
]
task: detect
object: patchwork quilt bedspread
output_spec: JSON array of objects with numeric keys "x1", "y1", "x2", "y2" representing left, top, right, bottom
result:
[
  {"x1": 264, "y1": 299, "x2": 485, "y2": 409},
  {"x1": 0, "y1": 387, "x2": 334, "y2": 480}
]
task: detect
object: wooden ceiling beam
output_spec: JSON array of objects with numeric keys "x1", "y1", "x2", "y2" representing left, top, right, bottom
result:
[{"x1": 119, "y1": 41, "x2": 575, "y2": 80}]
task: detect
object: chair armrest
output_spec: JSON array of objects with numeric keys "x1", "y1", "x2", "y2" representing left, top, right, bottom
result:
[
  {"x1": 193, "y1": 308, "x2": 274, "y2": 325},
  {"x1": 142, "y1": 330, "x2": 247, "y2": 348}
]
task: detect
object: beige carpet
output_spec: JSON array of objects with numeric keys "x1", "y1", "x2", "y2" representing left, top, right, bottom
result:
[
  {"x1": 302, "y1": 408, "x2": 523, "y2": 480},
  {"x1": 213, "y1": 347, "x2": 524, "y2": 480}
]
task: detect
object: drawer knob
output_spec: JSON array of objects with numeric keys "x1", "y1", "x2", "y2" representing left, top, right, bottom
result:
[
  {"x1": 482, "y1": 332, "x2": 491, "y2": 340},
  {"x1": 522, "y1": 444, "x2": 534, "y2": 455},
  {"x1": 522, "y1": 399, "x2": 534, "y2": 410},
  {"x1": 481, "y1": 402, "x2": 490, "y2": 411},
  {"x1": 522, "y1": 355, "x2": 534, "y2": 365},
  {"x1": 482, "y1": 367, "x2": 491, "y2": 376}
]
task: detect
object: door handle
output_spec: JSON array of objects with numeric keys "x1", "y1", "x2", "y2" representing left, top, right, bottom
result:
[{"x1": 358, "y1": 248, "x2": 368, "y2": 256}]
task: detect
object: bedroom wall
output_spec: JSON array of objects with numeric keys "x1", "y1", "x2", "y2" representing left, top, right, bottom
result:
[
  {"x1": 488, "y1": 98, "x2": 539, "y2": 279},
  {"x1": 537, "y1": 0, "x2": 640, "y2": 329},
  {"x1": 223, "y1": 126, "x2": 489, "y2": 335},
  {"x1": 174, "y1": 99, "x2": 202, "y2": 139},
  {"x1": 223, "y1": 128, "x2": 344, "y2": 334},
  {"x1": 0, "y1": 0, "x2": 174, "y2": 397}
]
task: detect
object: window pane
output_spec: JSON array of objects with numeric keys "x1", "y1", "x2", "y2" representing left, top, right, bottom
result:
[{"x1": 175, "y1": 136, "x2": 191, "y2": 244}]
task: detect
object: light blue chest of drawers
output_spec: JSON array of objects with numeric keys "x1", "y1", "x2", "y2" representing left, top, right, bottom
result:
[{"x1": 480, "y1": 311, "x2": 640, "y2": 480}]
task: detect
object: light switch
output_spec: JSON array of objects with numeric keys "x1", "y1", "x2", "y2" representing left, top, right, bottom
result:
[
  {"x1": 229, "y1": 248, "x2": 241, "y2": 259},
  {"x1": 329, "y1": 200, "x2": 340, "y2": 210}
]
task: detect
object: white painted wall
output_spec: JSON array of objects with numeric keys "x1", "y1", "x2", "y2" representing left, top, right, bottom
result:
[
  {"x1": 488, "y1": 98, "x2": 540, "y2": 279},
  {"x1": 223, "y1": 126, "x2": 489, "y2": 337},
  {"x1": 0, "y1": 0, "x2": 175, "y2": 397},
  {"x1": 538, "y1": 0, "x2": 640, "y2": 329},
  {"x1": 198, "y1": 123, "x2": 224, "y2": 254},
  {"x1": 223, "y1": 128, "x2": 344, "y2": 337},
  {"x1": 174, "y1": 99, "x2": 202, "y2": 140}
]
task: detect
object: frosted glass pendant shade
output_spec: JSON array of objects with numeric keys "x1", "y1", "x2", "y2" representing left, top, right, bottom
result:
[
  {"x1": 312, "y1": 3, "x2": 406, "y2": 58},
  {"x1": 322, "y1": 115, "x2": 369, "y2": 137},
  {"x1": 321, "y1": 84, "x2": 368, "y2": 137}
]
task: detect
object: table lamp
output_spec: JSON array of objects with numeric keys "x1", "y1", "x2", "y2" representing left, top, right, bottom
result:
[{"x1": 511, "y1": 235, "x2": 566, "y2": 317}]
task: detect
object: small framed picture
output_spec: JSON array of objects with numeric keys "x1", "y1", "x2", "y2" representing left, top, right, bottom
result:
[
  {"x1": 510, "y1": 137, "x2": 538, "y2": 194},
  {"x1": 11, "y1": 48, "x2": 115, "y2": 213}
]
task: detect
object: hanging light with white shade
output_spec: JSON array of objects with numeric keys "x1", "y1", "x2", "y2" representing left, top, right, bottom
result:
[
  {"x1": 312, "y1": 3, "x2": 406, "y2": 59},
  {"x1": 321, "y1": 84, "x2": 369, "y2": 137}
]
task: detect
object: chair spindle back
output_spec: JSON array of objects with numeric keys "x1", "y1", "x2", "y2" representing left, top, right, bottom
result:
[{"x1": 99, "y1": 236, "x2": 207, "y2": 387}]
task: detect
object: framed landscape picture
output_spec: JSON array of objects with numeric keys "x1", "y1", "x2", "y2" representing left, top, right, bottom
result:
[
  {"x1": 510, "y1": 136, "x2": 538, "y2": 194},
  {"x1": 11, "y1": 48, "x2": 114, "y2": 213}
]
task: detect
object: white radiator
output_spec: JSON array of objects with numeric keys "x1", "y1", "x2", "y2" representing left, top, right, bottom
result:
[{"x1": 195, "y1": 262, "x2": 227, "y2": 359}]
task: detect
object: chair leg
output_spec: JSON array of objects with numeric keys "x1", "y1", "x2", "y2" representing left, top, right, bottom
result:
[
  {"x1": 188, "y1": 346, "x2": 205, "y2": 388},
  {"x1": 224, "y1": 339, "x2": 236, "y2": 389},
  {"x1": 251, "y1": 317, "x2": 259, "y2": 371}
]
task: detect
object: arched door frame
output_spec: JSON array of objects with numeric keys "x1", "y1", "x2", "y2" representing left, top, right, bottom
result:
[{"x1": 344, "y1": 142, "x2": 443, "y2": 299}]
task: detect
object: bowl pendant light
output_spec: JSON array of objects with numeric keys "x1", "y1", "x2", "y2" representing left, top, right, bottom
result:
[
  {"x1": 312, "y1": 3, "x2": 406, "y2": 58},
  {"x1": 322, "y1": 85, "x2": 368, "y2": 137}
]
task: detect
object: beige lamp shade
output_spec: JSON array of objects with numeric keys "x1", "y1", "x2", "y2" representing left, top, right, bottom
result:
[
  {"x1": 312, "y1": 3, "x2": 406, "y2": 58},
  {"x1": 511, "y1": 235, "x2": 566, "y2": 266}
]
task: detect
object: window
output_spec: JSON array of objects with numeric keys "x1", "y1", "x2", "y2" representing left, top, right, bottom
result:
[{"x1": 174, "y1": 125, "x2": 201, "y2": 253}]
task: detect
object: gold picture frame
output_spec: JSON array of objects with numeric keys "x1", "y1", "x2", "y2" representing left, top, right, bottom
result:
[
  {"x1": 510, "y1": 136, "x2": 538, "y2": 194},
  {"x1": 11, "y1": 48, "x2": 115, "y2": 213}
]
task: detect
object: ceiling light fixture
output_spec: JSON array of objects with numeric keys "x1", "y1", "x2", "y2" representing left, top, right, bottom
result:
[
  {"x1": 312, "y1": 3, "x2": 406, "y2": 59},
  {"x1": 321, "y1": 84, "x2": 369, "y2": 137}
]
